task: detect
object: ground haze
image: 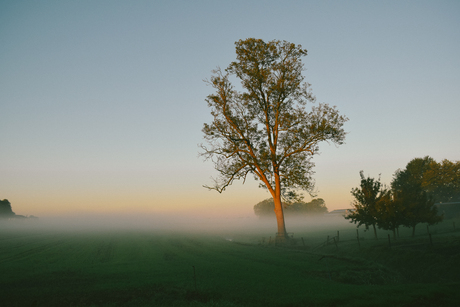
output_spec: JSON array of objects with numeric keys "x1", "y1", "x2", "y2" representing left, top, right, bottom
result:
[{"x1": 1, "y1": 215, "x2": 459, "y2": 306}]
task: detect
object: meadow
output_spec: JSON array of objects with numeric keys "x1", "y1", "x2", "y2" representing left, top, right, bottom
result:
[{"x1": 0, "y1": 216, "x2": 459, "y2": 307}]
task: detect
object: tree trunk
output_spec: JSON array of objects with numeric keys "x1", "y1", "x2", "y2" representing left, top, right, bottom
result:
[
  {"x1": 412, "y1": 225, "x2": 416, "y2": 237},
  {"x1": 372, "y1": 224, "x2": 378, "y2": 240},
  {"x1": 393, "y1": 229, "x2": 396, "y2": 240},
  {"x1": 272, "y1": 170, "x2": 288, "y2": 245},
  {"x1": 273, "y1": 195, "x2": 288, "y2": 245}
]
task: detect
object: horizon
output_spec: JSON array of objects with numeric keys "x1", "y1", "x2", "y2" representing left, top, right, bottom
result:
[{"x1": 1, "y1": 1, "x2": 459, "y2": 219}]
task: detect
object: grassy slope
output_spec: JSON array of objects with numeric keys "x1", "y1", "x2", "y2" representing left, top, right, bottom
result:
[{"x1": 0, "y1": 219, "x2": 459, "y2": 307}]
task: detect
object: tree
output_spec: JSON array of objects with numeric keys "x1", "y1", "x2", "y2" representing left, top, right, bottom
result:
[
  {"x1": 422, "y1": 159, "x2": 460, "y2": 203},
  {"x1": 392, "y1": 167, "x2": 442, "y2": 237},
  {"x1": 393, "y1": 156, "x2": 460, "y2": 203},
  {"x1": 253, "y1": 198, "x2": 328, "y2": 218},
  {"x1": 288, "y1": 198, "x2": 328, "y2": 215},
  {"x1": 254, "y1": 198, "x2": 276, "y2": 218},
  {"x1": 201, "y1": 38, "x2": 347, "y2": 242},
  {"x1": 0, "y1": 199, "x2": 15, "y2": 218},
  {"x1": 345, "y1": 171, "x2": 386, "y2": 239},
  {"x1": 375, "y1": 190, "x2": 404, "y2": 239}
]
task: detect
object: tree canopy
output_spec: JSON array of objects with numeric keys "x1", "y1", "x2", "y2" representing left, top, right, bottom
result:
[
  {"x1": 375, "y1": 189, "x2": 404, "y2": 239},
  {"x1": 201, "y1": 38, "x2": 347, "y2": 241},
  {"x1": 0, "y1": 199, "x2": 15, "y2": 218},
  {"x1": 421, "y1": 158, "x2": 460, "y2": 203},
  {"x1": 345, "y1": 171, "x2": 387, "y2": 239},
  {"x1": 392, "y1": 159, "x2": 443, "y2": 236},
  {"x1": 391, "y1": 156, "x2": 460, "y2": 203},
  {"x1": 346, "y1": 158, "x2": 449, "y2": 238}
]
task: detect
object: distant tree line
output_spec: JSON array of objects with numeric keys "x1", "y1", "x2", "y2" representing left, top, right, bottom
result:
[
  {"x1": 254, "y1": 198, "x2": 328, "y2": 218},
  {"x1": 0, "y1": 199, "x2": 15, "y2": 218},
  {"x1": 346, "y1": 157, "x2": 459, "y2": 239},
  {"x1": 0, "y1": 199, "x2": 37, "y2": 220}
]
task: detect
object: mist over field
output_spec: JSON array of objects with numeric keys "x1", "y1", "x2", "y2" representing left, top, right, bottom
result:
[
  {"x1": 1, "y1": 211, "x2": 352, "y2": 242},
  {"x1": 2, "y1": 1, "x2": 459, "y2": 305},
  {"x1": 0, "y1": 210, "x2": 348, "y2": 235},
  {"x1": 2, "y1": 210, "x2": 460, "y2": 306}
]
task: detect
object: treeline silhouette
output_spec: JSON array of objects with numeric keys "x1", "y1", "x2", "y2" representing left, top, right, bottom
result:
[
  {"x1": 0, "y1": 199, "x2": 37, "y2": 220},
  {"x1": 254, "y1": 198, "x2": 328, "y2": 218},
  {"x1": 346, "y1": 156, "x2": 460, "y2": 239}
]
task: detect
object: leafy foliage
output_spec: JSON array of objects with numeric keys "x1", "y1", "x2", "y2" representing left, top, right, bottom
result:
[
  {"x1": 347, "y1": 157, "x2": 450, "y2": 238},
  {"x1": 392, "y1": 159, "x2": 443, "y2": 236},
  {"x1": 374, "y1": 190, "x2": 404, "y2": 238},
  {"x1": 392, "y1": 156, "x2": 460, "y2": 203},
  {"x1": 422, "y1": 158, "x2": 460, "y2": 203},
  {"x1": 201, "y1": 38, "x2": 347, "y2": 238},
  {"x1": 0, "y1": 199, "x2": 15, "y2": 218},
  {"x1": 345, "y1": 171, "x2": 386, "y2": 239}
]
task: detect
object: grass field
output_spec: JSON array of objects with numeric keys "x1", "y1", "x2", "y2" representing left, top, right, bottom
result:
[{"x1": 1, "y1": 216, "x2": 459, "y2": 307}]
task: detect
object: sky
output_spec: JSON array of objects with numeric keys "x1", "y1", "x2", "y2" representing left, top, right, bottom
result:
[{"x1": 1, "y1": 0, "x2": 459, "y2": 219}]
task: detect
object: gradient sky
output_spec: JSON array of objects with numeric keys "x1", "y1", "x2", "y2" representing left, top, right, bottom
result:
[{"x1": 1, "y1": 0, "x2": 459, "y2": 218}]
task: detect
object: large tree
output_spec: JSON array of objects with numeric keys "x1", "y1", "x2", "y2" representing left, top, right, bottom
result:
[
  {"x1": 392, "y1": 164, "x2": 443, "y2": 237},
  {"x1": 422, "y1": 158, "x2": 460, "y2": 203},
  {"x1": 201, "y1": 38, "x2": 347, "y2": 242},
  {"x1": 393, "y1": 156, "x2": 460, "y2": 203}
]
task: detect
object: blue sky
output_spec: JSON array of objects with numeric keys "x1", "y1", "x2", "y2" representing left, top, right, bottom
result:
[{"x1": 1, "y1": 0, "x2": 459, "y2": 217}]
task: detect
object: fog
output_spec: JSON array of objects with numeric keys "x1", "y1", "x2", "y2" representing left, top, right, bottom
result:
[{"x1": 1, "y1": 212, "x2": 353, "y2": 242}]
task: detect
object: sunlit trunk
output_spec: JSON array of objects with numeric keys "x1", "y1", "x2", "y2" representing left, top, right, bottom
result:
[
  {"x1": 273, "y1": 195, "x2": 287, "y2": 244},
  {"x1": 273, "y1": 172, "x2": 287, "y2": 245}
]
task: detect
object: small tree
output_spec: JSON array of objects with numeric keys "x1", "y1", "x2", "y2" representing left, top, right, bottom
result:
[
  {"x1": 376, "y1": 190, "x2": 404, "y2": 239},
  {"x1": 201, "y1": 38, "x2": 347, "y2": 243},
  {"x1": 346, "y1": 171, "x2": 385, "y2": 239}
]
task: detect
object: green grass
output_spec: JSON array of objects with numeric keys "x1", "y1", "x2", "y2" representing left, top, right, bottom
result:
[{"x1": 1, "y1": 218, "x2": 459, "y2": 306}]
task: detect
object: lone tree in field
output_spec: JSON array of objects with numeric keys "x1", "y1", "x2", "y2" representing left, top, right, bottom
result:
[{"x1": 201, "y1": 38, "x2": 347, "y2": 242}]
